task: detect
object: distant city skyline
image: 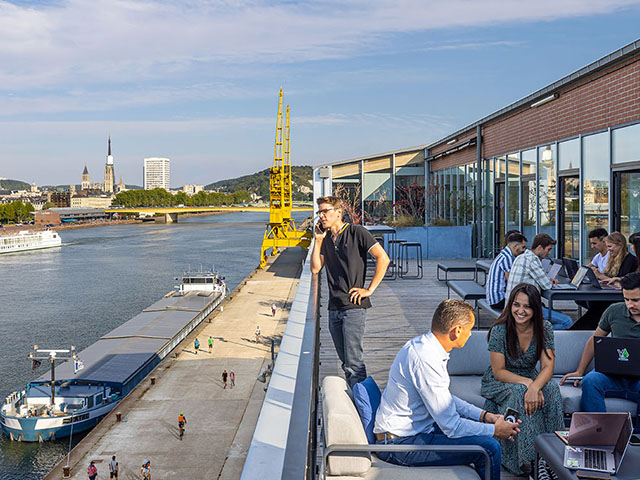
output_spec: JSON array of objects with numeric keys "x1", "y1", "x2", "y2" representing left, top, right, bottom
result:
[{"x1": 1, "y1": 1, "x2": 639, "y2": 187}]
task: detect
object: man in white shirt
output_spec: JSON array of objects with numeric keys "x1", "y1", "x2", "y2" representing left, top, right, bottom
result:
[
  {"x1": 374, "y1": 299, "x2": 520, "y2": 480},
  {"x1": 587, "y1": 228, "x2": 609, "y2": 279}
]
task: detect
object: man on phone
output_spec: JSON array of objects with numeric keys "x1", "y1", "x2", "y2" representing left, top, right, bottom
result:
[
  {"x1": 374, "y1": 300, "x2": 520, "y2": 480},
  {"x1": 560, "y1": 272, "x2": 640, "y2": 412},
  {"x1": 310, "y1": 196, "x2": 389, "y2": 387}
]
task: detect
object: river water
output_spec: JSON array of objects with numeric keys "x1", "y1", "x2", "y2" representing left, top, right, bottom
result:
[{"x1": 0, "y1": 212, "x2": 308, "y2": 479}]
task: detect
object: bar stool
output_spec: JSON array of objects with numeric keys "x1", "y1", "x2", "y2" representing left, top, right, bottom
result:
[
  {"x1": 387, "y1": 239, "x2": 407, "y2": 279},
  {"x1": 399, "y1": 242, "x2": 423, "y2": 279}
]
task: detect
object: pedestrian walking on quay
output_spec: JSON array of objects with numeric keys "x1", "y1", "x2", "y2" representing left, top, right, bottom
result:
[
  {"x1": 255, "y1": 325, "x2": 261, "y2": 342},
  {"x1": 271, "y1": 303, "x2": 277, "y2": 317},
  {"x1": 109, "y1": 455, "x2": 119, "y2": 479},
  {"x1": 208, "y1": 336, "x2": 213, "y2": 354},
  {"x1": 194, "y1": 337, "x2": 200, "y2": 354},
  {"x1": 220, "y1": 305, "x2": 224, "y2": 313},
  {"x1": 87, "y1": 461, "x2": 98, "y2": 480},
  {"x1": 229, "y1": 370, "x2": 235, "y2": 388},
  {"x1": 222, "y1": 369, "x2": 228, "y2": 389}
]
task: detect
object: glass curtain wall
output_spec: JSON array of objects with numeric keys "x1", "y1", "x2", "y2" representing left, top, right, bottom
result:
[
  {"x1": 395, "y1": 152, "x2": 425, "y2": 225},
  {"x1": 483, "y1": 158, "x2": 495, "y2": 256},
  {"x1": 363, "y1": 157, "x2": 392, "y2": 224},
  {"x1": 521, "y1": 149, "x2": 537, "y2": 242},
  {"x1": 332, "y1": 162, "x2": 362, "y2": 224},
  {"x1": 613, "y1": 122, "x2": 640, "y2": 237},
  {"x1": 507, "y1": 153, "x2": 520, "y2": 232},
  {"x1": 582, "y1": 132, "x2": 610, "y2": 261},
  {"x1": 558, "y1": 139, "x2": 580, "y2": 258},
  {"x1": 538, "y1": 145, "x2": 557, "y2": 255}
]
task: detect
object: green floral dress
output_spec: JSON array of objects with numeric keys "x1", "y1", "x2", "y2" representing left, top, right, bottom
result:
[{"x1": 480, "y1": 321, "x2": 564, "y2": 475}]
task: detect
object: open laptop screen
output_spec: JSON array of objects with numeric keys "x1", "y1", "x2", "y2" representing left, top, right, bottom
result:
[{"x1": 613, "y1": 414, "x2": 633, "y2": 469}]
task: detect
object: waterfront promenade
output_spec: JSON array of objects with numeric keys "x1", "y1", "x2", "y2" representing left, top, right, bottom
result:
[{"x1": 45, "y1": 247, "x2": 306, "y2": 480}]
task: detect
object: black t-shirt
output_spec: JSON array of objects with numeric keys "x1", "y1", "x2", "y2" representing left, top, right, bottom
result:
[
  {"x1": 618, "y1": 253, "x2": 639, "y2": 277},
  {"x1": 320, "y1": 223, "x2": 377, "y2": 311}
]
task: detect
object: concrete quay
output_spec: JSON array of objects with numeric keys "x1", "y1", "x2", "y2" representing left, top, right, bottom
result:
[{"x1": 45, "y1": 247, "x2": 306, "y2": 480}]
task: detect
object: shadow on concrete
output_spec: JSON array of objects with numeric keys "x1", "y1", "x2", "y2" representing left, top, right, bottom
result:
[{"x1": 264, "y1": 248, "x2": 306, "y2": 279}]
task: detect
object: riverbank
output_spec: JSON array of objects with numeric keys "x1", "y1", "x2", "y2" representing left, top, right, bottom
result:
[
  {"x1": 44, "y1": 247, "x2": 306, "y2": 480},
  {"x1": 0, "y1": 211, "x2": 227, "y2": 234}
]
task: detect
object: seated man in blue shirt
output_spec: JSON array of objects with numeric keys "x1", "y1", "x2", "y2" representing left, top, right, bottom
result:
[
  {"x1": 560, "y1": 272, "x2": 640, "y2": 412},
  {"x1": 486, "y1": 232, "x2": 527, "y2": 310},
  {"x1": 374, "y1": 299, "x2": 520, "y2": 480}
]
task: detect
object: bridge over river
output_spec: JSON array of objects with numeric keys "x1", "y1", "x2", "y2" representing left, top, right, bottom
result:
[{"x1": 104, "y1": 205, "x2": 313, "y2": 223}]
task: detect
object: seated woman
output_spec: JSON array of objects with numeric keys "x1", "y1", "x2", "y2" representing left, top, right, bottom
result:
[
  {"x1": 481, "y1": 282, "x2": 564, "y2": 475},
  {"x1": 603, "y1": 232, "x2": 640, "y2": 286},
  {"x1": 571, "y1": 231, "x2": 638, "y2": 330}
]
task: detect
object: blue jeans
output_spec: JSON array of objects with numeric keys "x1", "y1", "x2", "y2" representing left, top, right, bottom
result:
[
  {"x1": 375, "y1": 426, "x2": 501, "y2": 480},
  {"x1": 542, "y1": 307, "x2": 573, "y2": 330},
  {"x1": 328, "y1": 308, "x2": 367, "y2": 387},
  {"x1": 580, "y1": 371, "x2": 640, "y2": 414}
]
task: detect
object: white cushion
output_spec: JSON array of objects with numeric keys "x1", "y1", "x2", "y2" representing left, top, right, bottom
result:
[{"x1": 322, "y1": 376, "x2": 371, "y2": 476}]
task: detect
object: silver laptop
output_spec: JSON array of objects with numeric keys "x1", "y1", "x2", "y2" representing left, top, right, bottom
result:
[
  {"x1": 547, "y1": 263, "x2": 562, "y2": 280},
  {"x1": 553, "y1": 266, "x2": 588, "y2": 290},
  {"x1": 563, "y1": 412, "x2": 633, "y2": 474}
]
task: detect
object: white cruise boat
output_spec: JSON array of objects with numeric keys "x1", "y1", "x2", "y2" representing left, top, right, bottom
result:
[{"x1": 0, "y1": 230, "x2": 62, "y2": 254}]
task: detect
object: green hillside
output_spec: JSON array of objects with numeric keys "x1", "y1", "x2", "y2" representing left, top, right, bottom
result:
[
  {"x1": 0, "y1": 179, "x2": 30, "y2": 190},
  {"x1": 206, "y1": 165, "x2": 313, "y2": 201}
]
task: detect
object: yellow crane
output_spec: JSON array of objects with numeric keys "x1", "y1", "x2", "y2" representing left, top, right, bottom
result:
[{"x1": 259, "y1": 88, "x2": 311, "y2": 268}]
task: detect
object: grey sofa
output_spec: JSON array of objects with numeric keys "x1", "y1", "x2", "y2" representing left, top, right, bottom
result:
[{"x1": 448, "y1": 330, "x2": 637, "y2": 417}]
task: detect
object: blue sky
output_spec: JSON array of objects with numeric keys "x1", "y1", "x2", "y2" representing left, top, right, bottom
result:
[{"x1": 1, "y1": 0, "x2": 639, "y2": 187}]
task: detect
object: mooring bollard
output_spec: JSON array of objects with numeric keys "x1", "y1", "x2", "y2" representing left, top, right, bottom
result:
[
  {"x1": 116, "y1": 412, "x2": 122, "y2": 422},
  {"x1": 150, "y1": 377, "x2": 156, "y2": 385},
  {"x1": 63, "y1": 465, "x2": 71, "y2": 477}
]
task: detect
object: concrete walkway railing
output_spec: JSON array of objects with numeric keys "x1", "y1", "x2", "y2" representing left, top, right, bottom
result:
[{"x1": 241, "y1": 247, "x2": 321, "y2": 480}]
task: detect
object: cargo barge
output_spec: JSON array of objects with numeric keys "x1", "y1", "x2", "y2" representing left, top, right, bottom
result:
[{"x1": 1, "y1": 269, "x2": 227, "y2": 442}]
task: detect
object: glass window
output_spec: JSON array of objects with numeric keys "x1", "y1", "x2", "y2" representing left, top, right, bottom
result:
[
  {"x1": 465, "y1": 164, "x2": 476, "y2": 226},
  {"x1": 395, "y1": 154, "x2": 425, "y2": 225},
  {"x1": 558, "y1": 138, "x2": 579, "y2": 171},
  {"x1": 561, "y1": 176, "x2": 581, "y2": 259},
  {"x1": 483, "y1": 157, "x2": 495, "y2": 256},
  {"x1": 507, "y1": 153, "x2": 520, "y2": 231},
  {"x1": 618, "y1": 170, "x2": 640, "y2": 238},
  {"x1": 522, "y1": 149, "x2": 537, "y2": 242},
  {"x1": 582, "y1": 132, "x2": 610, "y2": 261},
  {"x1": 332, "y1": 161, "x2": 362, "y2": 224},
  {"x1": 495, "y1": 156, "x2": 505, "y2": 180},
  {"x1": 612, "y1": 123, "x2": 640, "y2": 164},
  {"x1": 363, "y1": 157, "x2": 392, "y2": 224},
  {"x1": 538, "y1": 145, "x2": 557, "y2": 255}
]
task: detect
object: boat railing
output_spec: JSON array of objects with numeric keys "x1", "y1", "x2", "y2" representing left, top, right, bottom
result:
[{"x1": 241, "y1": 245, "x2": 321, "y2": 480}]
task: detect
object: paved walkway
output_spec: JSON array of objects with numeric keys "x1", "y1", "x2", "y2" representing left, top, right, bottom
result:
[{"x1": 45, "y1": 248, "x2": 306, "y2": 480}]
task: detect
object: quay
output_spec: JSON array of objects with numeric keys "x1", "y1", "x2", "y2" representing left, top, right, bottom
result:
[{"x1": 44, "y1": 247, "x2": 306, "y2": 480}]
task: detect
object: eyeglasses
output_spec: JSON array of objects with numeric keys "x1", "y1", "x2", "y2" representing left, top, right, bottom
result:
[{"x1": 316, "y1": 208, "x2": 335, "y2": 216}]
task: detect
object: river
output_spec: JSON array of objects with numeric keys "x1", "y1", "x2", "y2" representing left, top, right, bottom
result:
[{"x1": 0, "y1": 211, "x2": 309, "y2": 479}]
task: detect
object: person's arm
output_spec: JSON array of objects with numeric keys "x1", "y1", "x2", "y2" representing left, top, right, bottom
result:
[
  {"x1": 310, "y1": 223, "x2": 326, "y2": 274},
  {"x1": 349, "y1": 243, "x2": 390, "y2": 305},
  {"x1": 531, "y1": 257, "x2": 553, "y2": 290},
  {"x1": 413, "y1": 360, "x2": 494, "y2": 438},
  {"x1": 490, "y1": 351, "x2": 533, "y2": 386},
  {"x1": 559, "y1": 327, "x2": 609, "y2": 386}
]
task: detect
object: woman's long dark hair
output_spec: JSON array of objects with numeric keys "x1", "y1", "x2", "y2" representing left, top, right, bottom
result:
[
  {"x1": 629, "y1": 232, "x2": 640, "y2": 272},
  {"x1": 487, "y1": 283, "x2": 550, "y2": 361}
]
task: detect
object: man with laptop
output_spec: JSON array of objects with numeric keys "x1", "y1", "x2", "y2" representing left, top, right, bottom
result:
[
  {"x1": 506, "y1": 233, "x2": 573, "y2": 329},
  {"x1": 485, "y1": 232, "x2": 527, "y2": 310},
  {"x1": 587, "y1": 228, "x2": 610, "y2": 279},
  {"x1": 560, "y1": 272, "x2": 640, "y2": 413}
]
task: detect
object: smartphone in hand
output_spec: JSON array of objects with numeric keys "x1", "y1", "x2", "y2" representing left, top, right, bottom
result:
[
  {"x1": 315, "y1": 222, "x2": 325, "y2": 234},
  {"x1": 504, "y1": 408, "x2": 520, "y2": 423}
]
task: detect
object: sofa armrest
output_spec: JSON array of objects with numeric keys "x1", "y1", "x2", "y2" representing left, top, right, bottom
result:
[{"x1": 322, "y1": 443, "x2": 490, "y2": 479}]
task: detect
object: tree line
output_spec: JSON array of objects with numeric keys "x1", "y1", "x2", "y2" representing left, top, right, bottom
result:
[
  {"x1": 112, "y1": 188, "x2": 252, "y2": 208},
  {"x1": 0, "y1": 200, "x2": 35, "y2": 223}
]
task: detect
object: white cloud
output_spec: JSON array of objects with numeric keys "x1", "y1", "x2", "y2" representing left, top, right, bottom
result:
[{"x1": 0, "y1": 0, "x2": 637, "y2": 93}]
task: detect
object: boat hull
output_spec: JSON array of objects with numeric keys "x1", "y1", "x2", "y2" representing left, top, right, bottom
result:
[{"x1": 0, "y1": 402, "x2": 117, "y2": 442}]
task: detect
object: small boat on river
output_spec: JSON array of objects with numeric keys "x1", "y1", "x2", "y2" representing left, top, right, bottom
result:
[{"x1": 0, "y1": 268, "x2": 227, "y2": 442}]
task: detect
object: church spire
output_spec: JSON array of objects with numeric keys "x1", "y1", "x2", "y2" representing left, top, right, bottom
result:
[{"x1": 108, "y1": 136, "x2": 112, "y2": 157}]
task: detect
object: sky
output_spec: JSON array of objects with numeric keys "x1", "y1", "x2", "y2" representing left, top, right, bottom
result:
[{"x1": 1, "y1": 0, "x2": 639, "y2": 188}]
